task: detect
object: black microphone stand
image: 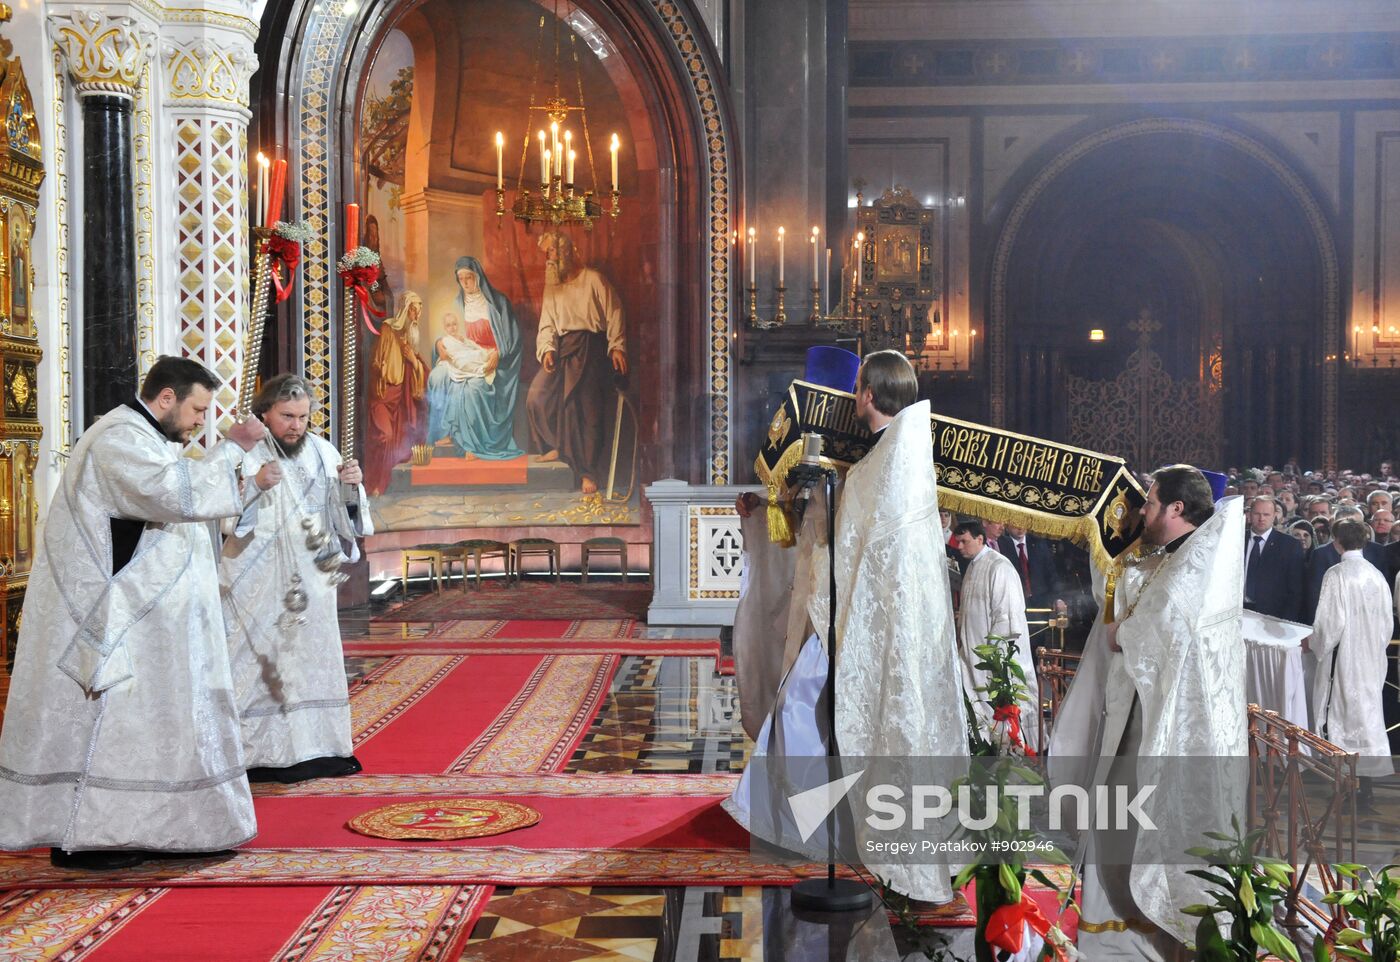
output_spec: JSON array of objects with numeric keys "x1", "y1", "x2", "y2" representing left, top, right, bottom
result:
[{"x1": 790, "y1": 465, "x2": 873, "y2": 912}]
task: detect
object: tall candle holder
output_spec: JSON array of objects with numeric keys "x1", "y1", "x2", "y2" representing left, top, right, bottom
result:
[
  {"x1": 773, "y1": 286, "x2": 787, "y2": 326},
  {"x1": 340, "y1": 280, "x2": 358, "y2": 457},
  {"x1": 809, "y1": 282, "x2": 822, "y2": 324},
  {"x1": 238, "y1": 226, "x2": 275, "y2": 418}
]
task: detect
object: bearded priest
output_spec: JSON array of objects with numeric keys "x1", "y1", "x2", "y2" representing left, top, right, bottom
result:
[
  {"x1": 0, "y1": 357, "x2": 276, "y2": 870},
  {"x1": 221, "y1": 374, "x2": 372, "y2": 784},
  {"x1": 1068, "y1": 466, "x2": 1247, "y2": 960}
]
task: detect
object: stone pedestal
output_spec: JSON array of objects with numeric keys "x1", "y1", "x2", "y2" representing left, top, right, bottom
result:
[{"x1": 646, "y1": 479, "x2": 763, "y2": 626}]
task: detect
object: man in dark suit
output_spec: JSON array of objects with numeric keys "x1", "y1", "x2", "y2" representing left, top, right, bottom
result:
[
  {"x1": 1304, "y1": 505, "x2": 1391, "y2": 624},
  {"x1": 1242, "y1": 496, "x2": 1305, "y2": 622},
  {"x1": 998, "y1": 525, "x2": 1061, "y2": 611}
]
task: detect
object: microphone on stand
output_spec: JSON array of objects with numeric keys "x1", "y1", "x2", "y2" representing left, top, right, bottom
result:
[{"x1": 786, "y1": 432, "x2": 829, "y2": 497}]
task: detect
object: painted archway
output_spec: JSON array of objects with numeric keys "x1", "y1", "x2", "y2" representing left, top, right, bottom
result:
[{"x1": 253, "y1": 0, "x2": 738, "y2": 494}]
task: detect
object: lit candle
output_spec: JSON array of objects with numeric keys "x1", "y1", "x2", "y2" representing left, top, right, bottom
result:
[
  {"x1": 563, "y1": 130, "x2": 573, "y2": 181},
  {"x1": 266, "y1": 157, "x2": 287, "y2": 228},
  {"x1": 494, "y1": 132, "x2": 504, "y2": 190},
  {"x1": 610, "y1": 134, "x2": 620, "y2": 192},
  {"x1": 344, "y1": 202, "x2": 359, "y2": 255},
  {"x1": 811, "y1": 226, "x2": 820, "y2": 290},
  {"x1": 552, "y1": 123, "x2": 562, "y2": 179},
  {"x1": 1353, "y1": 325, "x2": 1361, "y2": 359},
  {"x1": 255, "y1": 152, "x2": 269, "y2": 228},
  {"x1": 550, "y1": 121, "x2": 559, "y2": 166},
  {"x1": 777, "y1": 226, "x2": 785, "y2": 285},
  {"x1": 855, "y1": 232, "x2": 865, "y2": 284},
  {"x1": 538, "y1": 130, "x2": 548, "y2": 186},
  {"x1": 747, "y1": 227, "x2": 756, "y2": 286},
  {"x1": 824, "y1": 248, "x2": 831, "y2": 315},
  {"x1": 567, "y1": 149, "x2": 576, "y2": 186},
  {"x1": 543, "y1": 150, "x2": 552, "y2": 193}
]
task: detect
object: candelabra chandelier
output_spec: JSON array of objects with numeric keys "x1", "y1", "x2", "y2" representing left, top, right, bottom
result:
[{"x1": 494, "y1": 0, "x2": 620, "y2": 229}]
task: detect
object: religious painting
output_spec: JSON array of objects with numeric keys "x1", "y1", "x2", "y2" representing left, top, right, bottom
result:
[
  {"x1": 7, "y1": 204, "x2": 30, "y2": 331},
  {"x1": 355, "y1": 0, "x2": 652, "y2": 531}
]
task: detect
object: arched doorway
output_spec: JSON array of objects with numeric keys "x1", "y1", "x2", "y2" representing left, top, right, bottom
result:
[{"x1": 989, "y1": 118, "x2": 1339, "y2": 472}]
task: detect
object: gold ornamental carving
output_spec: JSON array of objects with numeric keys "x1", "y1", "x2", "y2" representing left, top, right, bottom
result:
[
  {"x1": 160, "y1": 38, "x2": 255, "y2": 109},
  {"x1": 1065, "y1": 311, "x2": 1222, "y2": 472},
  {"x1": 49, "y1": 9, "x2": 155, "y2": 99}
]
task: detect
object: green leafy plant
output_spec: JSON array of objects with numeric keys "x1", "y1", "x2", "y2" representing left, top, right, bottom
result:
[
  {"x1": 1318, "y1": 863, "x2": 1400, "y2": 961},
  {"x1": 956, "y1": 633, "x2": 1073, "y2": 961},
  {"x1": 1180, "y1": 818, "x2": 1301, "y2": 961}
]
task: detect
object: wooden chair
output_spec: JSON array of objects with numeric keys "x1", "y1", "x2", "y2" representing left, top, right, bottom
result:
[
  {"x1": 581, "y1": 537, "x2": 628, "y2": 583},
  {"x1": 456, "y1": 539, "x2": 508, "y2": 590},
  {"x1": 400, "y1": 543, "x2": 459, "y2": 598},
  {"x1": 509, "y1": 537, "x2": 561, "y2": 585}
]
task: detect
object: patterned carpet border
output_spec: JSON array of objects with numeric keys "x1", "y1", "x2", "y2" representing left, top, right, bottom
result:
[
  {"x1": 254, "y1": 773, "x2": 740, "y2": 798},
  {"x1": 270, "y1": 885, "x2": 486, "y2": 962},
  {"x1": 350, "y1": 656, "x2": 466, "y2": 749},
  {"x1": 387, "y1": 584, "x2": 653, "y2": 622},
  {"x1": 0, "y1": 848, "x2": 850, "y2": 890}
]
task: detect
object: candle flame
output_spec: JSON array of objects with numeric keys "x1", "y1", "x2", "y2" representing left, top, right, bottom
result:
[
  {"x1": 257, "y1": 152, "x2": 270, "y2": 168},
  {"x1": 778, "y1": 226, "x2": 785, "y2": 237},
  {"x1": 610, "y1": 133, "x2": 620, "y2": 149},
  {"x1": 495, "y1": 131, "x2": 504, "y2": 147},
  {"x1": 747, "y1": 228, "x2": 755, "y2": 240}
]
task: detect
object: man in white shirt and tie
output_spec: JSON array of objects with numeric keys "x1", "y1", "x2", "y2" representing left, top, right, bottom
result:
[{"x1": 1242, "y1": 495, "x2": 1305, "y2": 622}]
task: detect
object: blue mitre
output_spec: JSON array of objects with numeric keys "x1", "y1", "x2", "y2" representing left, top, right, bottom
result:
[{"x1": 804, "y1": 346, "x2": 861, "y2": 394}]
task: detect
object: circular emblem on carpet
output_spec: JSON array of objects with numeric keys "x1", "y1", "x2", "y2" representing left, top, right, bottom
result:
[{"x1": 347, "y1": 799, "x2": 541, "y2": 840}]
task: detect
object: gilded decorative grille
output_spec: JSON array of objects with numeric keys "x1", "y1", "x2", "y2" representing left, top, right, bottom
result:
[{"x1": 1065, "y1": 313, "x2": 1222, "y2": 472}]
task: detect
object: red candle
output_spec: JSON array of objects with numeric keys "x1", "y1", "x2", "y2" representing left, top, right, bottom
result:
[
  {"x1": 344, "y1": 203, "x2": 359, "y2": 255},
  {"x1": 265, "y1": 158, "x2": 287, "y2": 227}
]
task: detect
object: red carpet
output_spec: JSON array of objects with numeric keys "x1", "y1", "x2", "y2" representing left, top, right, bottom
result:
[
  {"x1": 347, "y1": 654, "x2": 615, "y2": 774},
  {"x1": 389, "y1": 583, "x2": 653, "y2": 621}
]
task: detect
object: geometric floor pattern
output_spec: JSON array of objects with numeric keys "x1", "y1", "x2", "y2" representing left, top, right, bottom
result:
[
  {"x1": 461, "y1": 885, "x2": 768, "y2": 962},
  {"x1": 567, "y1": 657, "x2": 753, "y2": 775}
]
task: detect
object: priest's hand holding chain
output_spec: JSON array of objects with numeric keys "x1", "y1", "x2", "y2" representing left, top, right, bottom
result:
[
  {"x1": 253, "y1": 462, "x2": 284, "y2": 491},
  {"x1": 338, "y1": 459, "x2": 363, "y2": 486},
  {"x1": 227, "y1": 417, "x2": 268, "y2": 451}
]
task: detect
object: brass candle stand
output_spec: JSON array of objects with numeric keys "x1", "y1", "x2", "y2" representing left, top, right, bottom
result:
[
  {"x1": 745, "y1": 284, "x2": 787, "y2": 330},
  {"x1": 340, "y1": 276, "x2": 358, "y2": 457},
  {"x1": 238, "y1": 226, "x2": 275, "y2": 418}
]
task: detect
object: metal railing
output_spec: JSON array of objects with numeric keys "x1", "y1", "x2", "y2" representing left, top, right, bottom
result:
[{"x1": 1037, "y1": 652, "x2": 1359, "y2": 934}]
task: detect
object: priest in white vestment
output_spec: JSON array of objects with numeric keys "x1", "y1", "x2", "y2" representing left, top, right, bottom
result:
[
  {"x1": 951, "y1": 520, "x2": 1041, "y2": 753},
  {"x1": 0, "y1": 357, "x2": 276, "y2": 870},
  {"x1": 221, "y1": 374, "x2": 372, "y2": 784},
  {"x1": 726, "y1": 350, "x2": 968, "y2": 907},
  {"x1": 1059, "y1": 466, "x2": 1246, "y2": 959},
  {"x1": 1308, "y1": 519, "x2": 1394, "y2": 803}
]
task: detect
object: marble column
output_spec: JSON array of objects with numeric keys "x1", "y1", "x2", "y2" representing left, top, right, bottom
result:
[
  {"x1": 49, "y1": 9, "x2": 154, "y2": 428},
  {"x1": 80, "y1": 95, "x2": 138, "y2": 425}
]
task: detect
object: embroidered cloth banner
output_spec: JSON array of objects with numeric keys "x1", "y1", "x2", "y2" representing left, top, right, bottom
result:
[{"x1": 755, "y1": 379, "x2": 1146, "y2": 571}]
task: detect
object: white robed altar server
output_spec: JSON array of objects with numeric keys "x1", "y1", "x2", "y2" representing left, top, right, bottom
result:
[
  {"x1": 820, "y1": 352, "x2": 968, "y2": 904},
  {"x1": 1308, "y1": 519, "x2": 1394, "y2": 788},
  {"x1": 952, "y1": 521, "x2": 1041, "y2": 752},
  {"x1": 726, "y1": 350, "x2": 967, "y2": 906},
  {"x1": 1058, "y1": 467, "x2": 1246, "y2": 959},
  {"x1": 222, "y1": 375, "x2": 372, "y2": 783},
  {"x1": 0, "y1": 358, "x2": 275, "y2": 869}
]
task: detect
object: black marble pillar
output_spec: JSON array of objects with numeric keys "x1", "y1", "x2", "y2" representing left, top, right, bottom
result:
[{"x1": 81, "y1": 94, "x2": 139, "y2": 428}]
